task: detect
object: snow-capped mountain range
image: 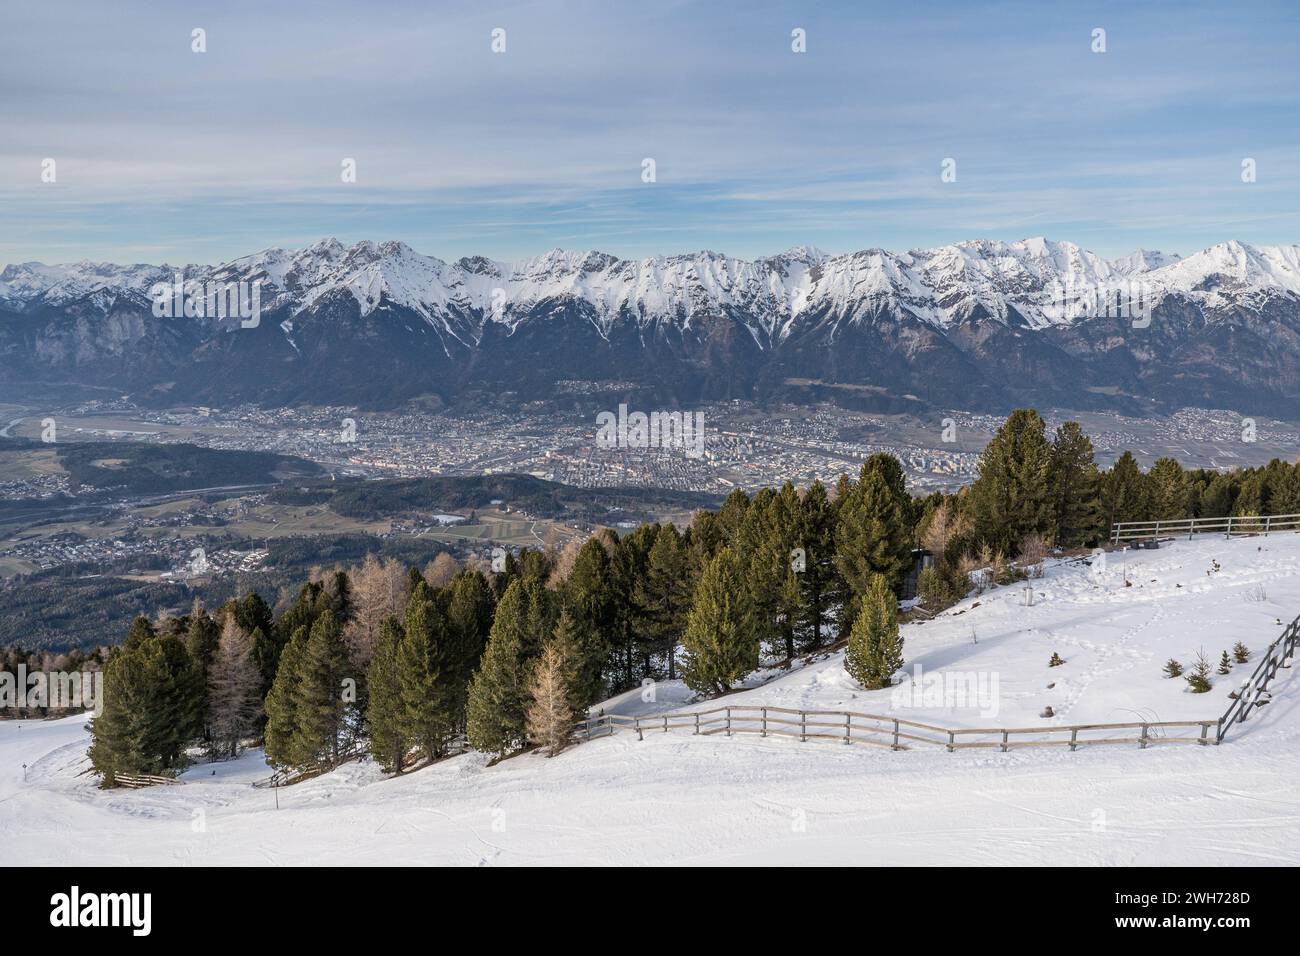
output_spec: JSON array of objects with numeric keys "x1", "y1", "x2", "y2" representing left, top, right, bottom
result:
[{"x1": 4, "y1": 237, "x2": 1300, "y2": 414}]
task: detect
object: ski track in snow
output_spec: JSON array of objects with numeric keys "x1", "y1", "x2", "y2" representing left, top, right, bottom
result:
[{"x1": 3, "y1": 533, "x2": 1300, "y2": 865}]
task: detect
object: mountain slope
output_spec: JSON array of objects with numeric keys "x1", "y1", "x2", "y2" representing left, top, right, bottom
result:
[{"x1": 5, "y1": 237, "x2": 1300, "y2": 413}]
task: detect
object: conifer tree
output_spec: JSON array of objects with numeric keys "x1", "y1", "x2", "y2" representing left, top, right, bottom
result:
[
  {"x1": 562, "y1": 538, "x2": 614, "y2": 703},
  {"x1": 1217, "y1": 650, "x2": 1232, "y2": 675},
  {"x1": 636, "y1": 523, "x2": 692, "y2": 679},
  {"x1": 366, "y1": 617, "x2": 409, "y2": 774},
  {"x1": 834, "y1": 457, "x2": 912, "y2": 632},
  {"x1": 290, "y1": 611, "x2": 355, "y2": 769},
  {"x1": 679, "y1": 547, "x2": 759, "y2": 695},
  {"x1": 967, "y1": 409, "x2": 1056, "y2": 554},
  {"x1": 206, "y1": 617, "x2": 263, "y2": 759},
  {"x1": 1185, "y1": 649, "x2": 1213, "y2": 693},
  {"x1": 89, "y1": 618, "x2": 203, "y2": 784},
  {"x1": 397, "y1": 586, "x2": 455, "y2": 762},
  {"x1": 466, "y1": 579, "x2": 533, "y2": 756},
  {"x1": 1148, "y1": 457, "x2": 1191, "y2": 521},
  {"x1": 797, "y1": 479, "x2": 839, "y2": 649},
  {"x1": 444, "y1": 568, "x2": 495, "y2": 728},
  {"x1": 525, "y1": 640, "x2": 574, "y2": 757},
  {"x1": 1232, "y1": 641, "x2": 1250, "y2": 664},
  {"x1": 1050, "y1": 421, "x2": 1103, "y2": 547},
  {"x1": 263, "y1": 626, "x2": 308, "y2": 768},
  {"x1": 844, "y1": 575, "x2": 902, "y2": 690},
  {"x1": 1162, "y1": 658, "x2": 1184, "y2": 678},
  {"x1": 1102, "y1": 451, "x2": 1151, "y2": 527}
]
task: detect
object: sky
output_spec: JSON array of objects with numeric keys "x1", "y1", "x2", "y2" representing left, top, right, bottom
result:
[{"x1": 2, "y1": 0, "x2": 1299, "y2": 266}]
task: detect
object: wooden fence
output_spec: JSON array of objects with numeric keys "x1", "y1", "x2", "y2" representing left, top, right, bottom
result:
[
  {"x1": 573, "y1": 706, "x2": 1218, "y2": 752},
  {"x1": 1111, "y1": 512, "x2": 1300, "y2": 544},
  {"x1": 576, "y1": 611, "x2": 1300, "y2": 753},
  {"x1": 112, "y1": 773, "x2": 182, "y2": 789},
  {"x1": 1217, "y1": 614, "x2": 1299, "y2": 742}
]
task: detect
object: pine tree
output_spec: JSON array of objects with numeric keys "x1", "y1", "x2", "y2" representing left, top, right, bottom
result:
[
  {"x1": 679, "y1": 547, "x2": 759, "y2": 695},
  {"x1": 1102, "y1": 451, "x2": 1151, "y2": 527},
  {"x1": 1049, "y1": 651, "x2": 1065, "y2": 667},
  {"x1": 466, "y1": 579, "x2": 533, "y2": 756},
  {"x1": 563, "y1": 536, "x2": 615, "y2": 700},
  {"x1": 797, "y1": 479, "x2": 839, "y2": 649},
  {"x1": 1217, "y1": 650, "x2": 1232, "y2": 675},
  {"x1": 844, "y1": 575, "x2": 902, "y2": 690},
  {"x1": 263, "y1": 626, "x2": 308, "y2": 769},
  {"x1": 397, "y1": 586, "x2": 456, "y2": 762},
  {"x1": 635, "y1": 523, "x2": 692, "y2": 679},
  {"x1": 834, "y1": 457, "x2": 912, "y2": 632},
  {"x1": 206, "y1": 616, "x2": 262, "y2": 759},
  {"x1": 1050, "y1": 421, "x2": 1103, "y2": 547},
  {"x1": 365, "y1": 617, "x2": 409, "y2": 774},
  {"x1": 283, "y1": 611, "x2": 354, "y2": 769},
  {"x1": 1185, "y1": 649, "x2": 1213, "y2": 693},
  {"x1": 1162, "y1": 658, "x2": 1184, "y2": 678},
  {"x1": 968, "y1": 409, "x2": 1056, "y2": 554},
  {"x1": 525, "y1": 640, "x2": 574, "y2": 757},
  {"x1": 1232, "y1": 641, "x2": 1250, "y2": 664},
  {"x1": 1148, "y1": 457, "x2": 1191, "y2": 521},
  {"x1": 444, "y1": 568, "x2": 495, "y2": 728},
  {"x1": 89, "y1": 618, "x2": 203, "y2": 785}
]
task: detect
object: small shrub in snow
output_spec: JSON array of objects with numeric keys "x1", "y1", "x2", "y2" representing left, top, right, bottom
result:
[
  {"x1": 1048, "y1": 652, "x2": 1065, "y2": 667},
  {"x1": 1185, "y1": 649, "x2": 1213, "y2": 694},
  {"x1": 1040, "y1": 706, "x2": 1055, "y2": 718},
  {"x1": 1162, "y1": 658, "x2": 1183, "y2": 678},
  {"x1": 1217, "y1": 651, "x2": 1232, "y2": 675},
  {"x1": 1233, "y1": 641, "x2": 1251, "y2": 664}
]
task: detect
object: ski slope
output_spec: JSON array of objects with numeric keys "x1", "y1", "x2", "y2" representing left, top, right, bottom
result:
[{"x1": 3, "y1": 533, "x2": 1300, "y2": 866}]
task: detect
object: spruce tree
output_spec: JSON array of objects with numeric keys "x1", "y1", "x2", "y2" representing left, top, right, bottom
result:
[
  {"x1": 263, "y1": 626, "x2": 308, "y2": 769},
  {"x1": 560, "y1": 539, "x2": 613, "y2": 705},
  {"x1": 1162, "y1": 658, "x2": 1183, "y2": 678},
  {"x1": 292, "y1": 609, "x2": 355, "y2": 769},
  {"x1": 798, "y1": 479, "x2": 838, "y2": 649},
  {"x1": 844, "y1": 575, "x2": 902, "y2": 690},
  {"x1": 366, "y1": 617, "x2": 409, "y2": 774},
  {"x1": 1232, "y1": 641, "x2": 1250, "y2": 664},
  {"x1": 967, "y1": 409, "x2": 1056, "y2": 554},
  {"x1": 1102, "y1": 451, "x2": 1151, "y2": 528},
  {"x1": 834, "y1": 457, "x2": 912, "y2": 633},
  {"x1": 679, "y1": 547, "x2": 759, "y2": 695},
  {"x1": 1148, "y1": 457, "x2": 1191, "y2": 521},
  {"x1": 444, "y1": 568, "x2": 495, "y2": 729},
  {"x1": 397, "y1": 586, "x2": 456, "y2": 762},
  {"x1": 466, "y1": 579, "x2": 533, "y2": 756},
  {"x1": 636, "y1": 523, "x2": 692, "y2": 679},
  {"x1": 1050, "y1": 421, "x2": 1103, "y2": 547},
  {"x1": 1217, "y1": 650, "x2": 1232, "y2": 675}
]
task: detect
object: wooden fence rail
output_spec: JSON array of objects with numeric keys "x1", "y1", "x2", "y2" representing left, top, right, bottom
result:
[
  {"x1": 1217, "y1": 615, "x2": 1299, "y2": 742},
  {"x1": 112, "y1": 773, "x2": 182, "y2": 789},
  {"x1": 572, "y1": 705, "x2": 1218, "y2": 752},
  {"x1": 1111, "y1": 512, "x2": 1300, "y2": 544}
]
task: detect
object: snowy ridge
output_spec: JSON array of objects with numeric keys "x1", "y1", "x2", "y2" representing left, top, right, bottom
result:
[{"x1": 5, "y1": 238, "x2": 1300, "y2": 342}]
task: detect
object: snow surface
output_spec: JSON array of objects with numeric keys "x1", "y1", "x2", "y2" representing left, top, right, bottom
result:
[{"x1": 3, "y1": 533, "x2": 1299, "y2": 866}]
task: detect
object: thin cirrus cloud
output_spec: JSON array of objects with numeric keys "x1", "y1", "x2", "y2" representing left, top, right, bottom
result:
[{"x1": 1, "y1": 0, "x2": 1298, "y2": 265}]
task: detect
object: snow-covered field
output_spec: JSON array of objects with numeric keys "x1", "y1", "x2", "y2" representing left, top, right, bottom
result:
[{"x1": 4, "y1": 534, "x2": 1300, "y2": 866}]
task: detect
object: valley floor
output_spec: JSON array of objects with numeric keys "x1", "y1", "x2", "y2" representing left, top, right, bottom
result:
[{"x1": 4, "y1": 534, "x2": 1300, "y2": 866}]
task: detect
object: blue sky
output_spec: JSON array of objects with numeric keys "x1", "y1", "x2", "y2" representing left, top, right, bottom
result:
[{"x1": 2, "y1": 0, "x2": 1299, "y2": 264}]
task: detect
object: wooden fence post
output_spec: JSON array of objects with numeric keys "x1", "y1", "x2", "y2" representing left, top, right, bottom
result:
[
  {"x1": 635, "y1": 717, "x2": 642, "y2": 741},
  {"x1": 892, "y1": 719, "x2": 900, "y2": 750},
  {"x1": 843, "y1": 713, "x2": 851, "y2": 744},
  {"x1": 1199, "y1": 723, "x2": 1209, "y2": 746},
  {"x1": 694, "y1": 712, "x2": 700, "y2": 735},
  {"x1": 1069, "y1": 727, "x2": 1078, "y2": 752},
  {"x1": 946, "y1": 730, "x2": 955, "y2": 753},
  {"x1": 663, "y1": 715, "x2": 668, "y2": 733},
  {"x1": 1139, "y1": 723, "x2": 1149, "y2": 748},
  {"x1": 1001, "y1": 730, "x2": 1009, "y2": 753},
  {"x1": 725, "y1": 707, "x2": 731, "y2": 737},
  {"x1": 761, "y1": 707, "x2": 767, "y2": 737},
  {"x1": 800, "y1": 712, "x2": 807, "y2": 742}
]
